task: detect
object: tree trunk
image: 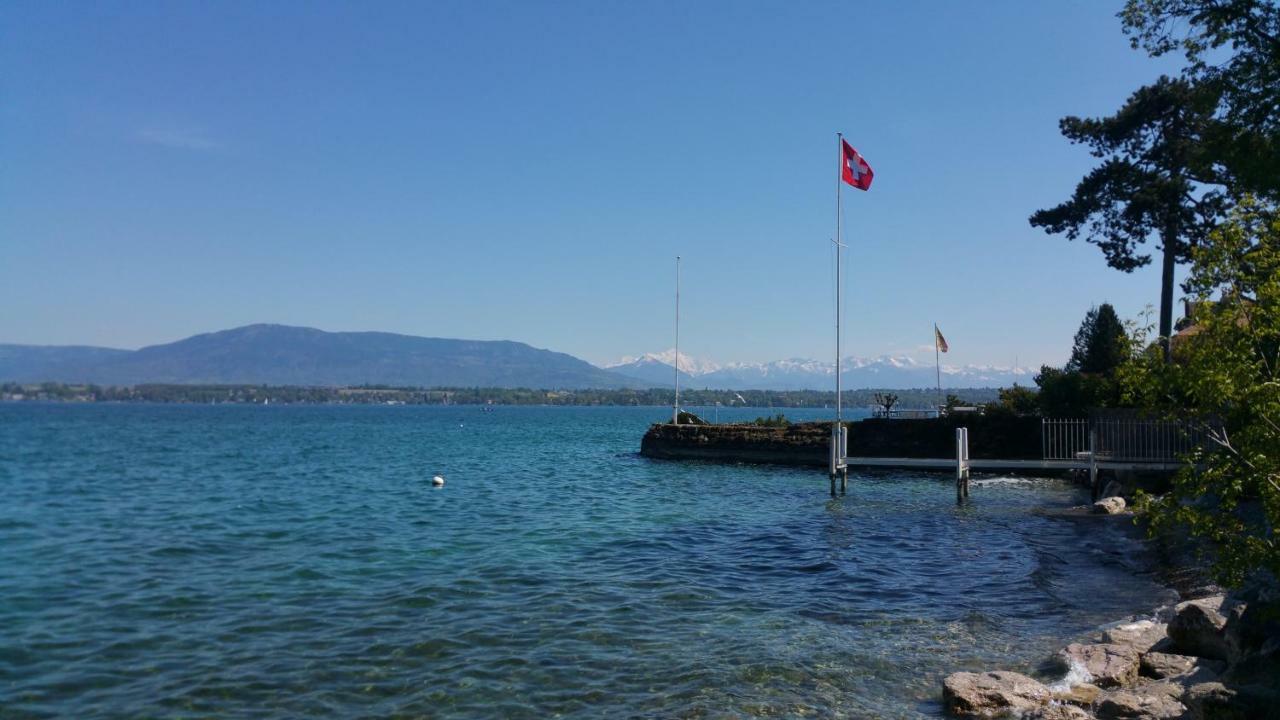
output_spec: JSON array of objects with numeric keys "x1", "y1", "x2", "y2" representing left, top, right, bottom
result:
[{"x1": 1159, "y1": 225, "x2": 1177, "y2": 362}]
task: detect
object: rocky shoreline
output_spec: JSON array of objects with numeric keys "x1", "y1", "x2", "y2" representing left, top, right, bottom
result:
[{"x1": 940, "y1": 494, "x2": 1280, "y2": 719}]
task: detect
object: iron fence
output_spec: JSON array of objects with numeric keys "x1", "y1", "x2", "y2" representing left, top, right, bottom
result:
[
  {"x1": 1042, "y1": 418, "x2": 1091, "y2": 461},
  {"x1": 1041, "y1": 416, "x2": 1210, "y2": 463}
]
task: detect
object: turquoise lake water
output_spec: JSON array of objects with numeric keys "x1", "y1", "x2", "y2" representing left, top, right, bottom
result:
[{"x1": 0, "y1": 404, "x2": 1176, "y2": 718}]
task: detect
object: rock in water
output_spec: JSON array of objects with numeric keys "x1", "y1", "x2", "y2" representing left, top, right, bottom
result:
[
  {"x1": 1052, "y1": 682, "x2": 1101, "y2": 707},
  {"x1": 1058, "y1": 643, "x2": 1140, "y2": 688},
  {"x1": 1092, "y1": 496, "x2": 1127, "y2": 514},
  {"x1": 942, "y1": 671, "x2": 1051, "y2": 717}
]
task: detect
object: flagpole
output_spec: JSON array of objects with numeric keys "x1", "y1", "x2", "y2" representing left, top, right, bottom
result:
[
  {"x1": 829, "y1": 132, "x2": 844, "y2": 492},
  {"x1": 835, "y1": 133, "x2": 842, "y2": 428},
  {"x1": 674, "y1": 255, "x2": 680, "y2": 425}
]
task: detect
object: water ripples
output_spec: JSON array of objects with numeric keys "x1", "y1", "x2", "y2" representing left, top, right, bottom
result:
[{"x1": 0, "y1": 404, "x2": 1175, "y2": 718}]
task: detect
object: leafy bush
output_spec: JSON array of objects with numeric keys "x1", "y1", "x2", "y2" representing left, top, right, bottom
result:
[{"x1": 1122, "y1": 200, "x2": 1280, "y2": 586}]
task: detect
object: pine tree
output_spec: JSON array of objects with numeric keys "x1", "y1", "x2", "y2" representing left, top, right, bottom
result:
[
  {"x1": 1030, "y1": 77, "x2": 1229, "y2": 360},
  {"x1": 1067, "y1": 303, "x2": 1129, "y2": 375},
  {"x1": 1122, "y1": 0, "x2": 1280, "y2": 200}
]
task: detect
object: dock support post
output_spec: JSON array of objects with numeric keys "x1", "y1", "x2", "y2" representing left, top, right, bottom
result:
[
  {"x1": 829, "y1": 423, "x2": 838, "y2": 497},
  {"x1": 839, "y1": 425, "x2": 848, "y2": 495},
  {"x1": 829, "y1": 421, "x2": 848, "y2": 497},
  {"x1": 964, "y1": 427, "x2": 970, "y2": 497},
  {"x1": 1089, "y1": 425, "x2": 1099, "y2": 502}
]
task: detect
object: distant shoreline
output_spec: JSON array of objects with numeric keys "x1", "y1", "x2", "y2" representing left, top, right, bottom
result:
[{"x1": 1, "y1": 381, "x2": 1001, "y2": 409}]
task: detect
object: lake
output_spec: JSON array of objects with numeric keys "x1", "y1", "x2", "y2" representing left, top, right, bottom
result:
[{"x1": 0, "y1": 404, "x2": 1174, "y2": 718}]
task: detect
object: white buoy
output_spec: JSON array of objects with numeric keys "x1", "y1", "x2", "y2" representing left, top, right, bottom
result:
[{"x1": 432, "y1": 475, "x2": 445, "y2": 487}]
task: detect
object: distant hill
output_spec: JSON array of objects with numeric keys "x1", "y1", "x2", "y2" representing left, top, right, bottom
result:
[
  {"x1": 0, "y1": 325, "x2": 650, "y2": 389},
  {"x1": 0, "y1": 345, "x2": 132, "y2": 382}
]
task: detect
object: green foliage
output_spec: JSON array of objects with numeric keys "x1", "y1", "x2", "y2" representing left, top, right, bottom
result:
[
  {"x1": 1030, "y1": 304, "x2": 1132, "y2": 416},
  {"x1": 1030, "y1": 76, "x2": 1229, "y2": 347},
  {"x1": 1121, "y1": 199, "x2": 1280, "y2": 586},
  {"x1": 1121, "y1": 0, "x2": 1280, "y2": 199},
  {"x1": 751, "y1": 414, "x2": 790, "y2": 428},
  {"x1": 1068, "y1": 303, "x2": 1129, "y2": 375},
  {"x1": 987, "y1": 383, "x2": 1040, "y2": 417},
  {"x1": 1033, "y1": 365, "x2": 1116, "y2": 417}
]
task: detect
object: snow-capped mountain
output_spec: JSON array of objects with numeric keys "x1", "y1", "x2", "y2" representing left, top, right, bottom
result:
[
  {"x1": 604, "y1": 350, "x2": 718, "y2": 387},
  {"x1": 603, "y1": 351, "x2": 1032, "y2": 390},
  {"x1": 610, "y1": 349, "x2": 721, "y2": 375}
]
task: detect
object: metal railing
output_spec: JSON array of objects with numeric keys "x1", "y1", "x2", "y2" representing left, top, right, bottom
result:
[
  {"x1": 1041, "y1": 416, "x2": 1208, "y2": 463},
  {"x1": 1093, "y1": 417, "x2": 1208, "y2": 462},
  {"x1": 1042, "y1": 418, "x2": 1091, "y2": 461}
]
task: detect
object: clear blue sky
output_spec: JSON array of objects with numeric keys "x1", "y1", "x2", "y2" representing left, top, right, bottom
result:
[{"x1": 1, "y1": 1, "x2": 1186, "y2": 369}]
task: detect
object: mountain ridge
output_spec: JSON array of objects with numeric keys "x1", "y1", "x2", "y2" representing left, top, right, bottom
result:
[
  {"x1": 0, "y1": 324, "x2": 651, "y2": 389},
  {"x1": 2, "y1": 328, "x2": 1033, "y2": 390}
]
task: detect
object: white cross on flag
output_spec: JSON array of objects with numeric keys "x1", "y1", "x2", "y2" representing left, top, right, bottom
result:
[{"x1": 841, "y1": 140, "x2": 874, "y2": 191}]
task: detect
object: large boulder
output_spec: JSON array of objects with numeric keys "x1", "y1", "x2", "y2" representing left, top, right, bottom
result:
[
  {"x1": 1059, "y1": 643, "x2": 1141, "y2": 688},
  {"x1": 1103, "y1": 620, "x2": 1168, "y2": 653},
  {"x1": 1221, "y1": 592, "x2": 1280, "y2": 663},
  {"x1": 1095, "y1": 682, "x2": 1185, "y2": 719},
  {"x1": 1092, "y1": 496, "x2": 1127, "y2": 514},
  {"x1": 942, "y1": 671, "x2": 1051, "y2": 717},
  {"x1": 1140, "y1": 651, "x2": 1223, "y2": 684},
  {"x1": 1167, "y1": 595, "x2": 1231, "y2": 660},
  {"x1": 1180, "y1": 680, "x2": 1280, "y2": 719},
  {"x1": 1182, "y1": 682, "x2": 1239, "y2": 720}
]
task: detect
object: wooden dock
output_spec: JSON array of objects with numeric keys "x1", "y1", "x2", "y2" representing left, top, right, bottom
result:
[
  {"x1": 842, "y1": 456, "x2": 1182, "y2": 472},
  {"x1": 641, "y1": 414, "x2": 1199, "y2": 499},
  {"x1": 836, "y1": 420, "x2": 1195, "y2": 500}
]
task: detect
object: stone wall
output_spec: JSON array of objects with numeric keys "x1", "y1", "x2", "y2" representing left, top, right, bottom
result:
[
  {"x1": 640, "y1": 421, "x2": 829, "y2": 465},
  {"x1": 639, "y1": 416, "x2": 1043, "y2": 467}
]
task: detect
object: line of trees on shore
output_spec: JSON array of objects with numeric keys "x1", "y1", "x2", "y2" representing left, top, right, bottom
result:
[{"x1": 0, "y1": 381, "x2": 999, "y2": 409}]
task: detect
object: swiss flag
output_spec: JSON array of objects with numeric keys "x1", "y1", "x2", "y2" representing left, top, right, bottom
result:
[{"x1": 841, "y1": 140, "x2": 873, "y2": 191}]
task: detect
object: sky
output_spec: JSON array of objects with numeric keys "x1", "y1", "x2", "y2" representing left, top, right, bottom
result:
[{"x1": 1, "y1": 1, "x2": 1189, "y2": 370}]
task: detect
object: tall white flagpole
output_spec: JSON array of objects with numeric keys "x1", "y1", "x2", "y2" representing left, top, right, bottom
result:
[
  {"x1": 836, "y1": 133, "x2": 843, "y2": 428},
  {"x1": 673, "y1": 255, "x2": 681, "y2": 425},
  {"x1": 831, "y1": 132, "x2": 845, "y2": 490}
]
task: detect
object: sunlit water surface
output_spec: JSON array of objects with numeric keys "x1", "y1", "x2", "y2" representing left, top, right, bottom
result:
[{"x1": 0, "y1": 404, "x2": 1174, "y2": 718}]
